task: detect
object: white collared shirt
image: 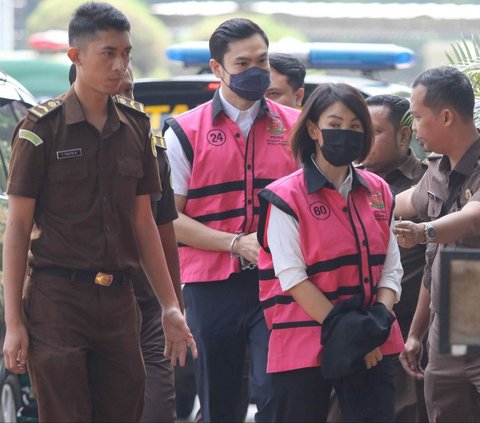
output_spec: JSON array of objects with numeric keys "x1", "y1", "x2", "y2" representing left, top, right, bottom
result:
[
  {"x1": 165, "y1": 89, "x2": 260, "y2": 196},
  {"x1": 266, "y1": 159, "x2": 403, "y2": 301}
]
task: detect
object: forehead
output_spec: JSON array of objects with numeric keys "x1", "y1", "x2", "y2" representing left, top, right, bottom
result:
[
  {"x1": 270, "y1": 69, "x2": 290, "y2": 88},
  {"x1": 224, "y1": 33, "x2": 268, "y2": 59},
  {"x1": 368, "y1": 104, "x2": 392, "y2": 124},
  {"x1": 84, "y1": 29, "x2": 132, "y2": 50},
  {"x1": 321, "y1": 101, "x2": 357, "y2": 119},
  {"x1": 410, "y1": 85, "x2": 427, "y2": 110}
]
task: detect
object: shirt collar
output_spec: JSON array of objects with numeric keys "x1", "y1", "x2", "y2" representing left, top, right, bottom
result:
[
  {"x1": 64, "y1": 86, "x2": 125, "y2": 128},
  {"x1": 304, "y1": 155, "x2": 370, "y2": 195},
  {"x1": 442, "y1": 137, "x2": 480, "y2": 176},
  {"x1": 394, "y1": 148, "x2": 419, "y2": 180},
  {"x1": 211, "y1": 88, "x2": 265, "y2": 123},
  {"x1": 64, "y1": 86, "x2": 86, "y2": 125}
]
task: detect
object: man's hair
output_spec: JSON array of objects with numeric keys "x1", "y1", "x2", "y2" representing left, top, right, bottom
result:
[
  {"x1": 209, "y1": 18, "x2": 269, "y2": 65},
  {"x1": 269, "y1": 53, "x2": 306, "y2": 91},
  {"x1": 68, "y1": 2, "x2": 130, "y2": 47},
  {"x1": 412, "y1": 65, "x2": 474, "y2": 122},
  {"x1": 366, "y1": 94, "x2": 410, "y2": 132}
]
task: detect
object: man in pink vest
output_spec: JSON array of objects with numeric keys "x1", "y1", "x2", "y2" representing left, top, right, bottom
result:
[{"x1": 164, "y1": 18, "x2": 299, "y2": 422}]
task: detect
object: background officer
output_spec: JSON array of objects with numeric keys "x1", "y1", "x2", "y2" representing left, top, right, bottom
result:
[
  {"x1": 364, "y1": 94, "x2": 428, "y2": 423},
  {"x1": 118, "y1": 66, "x2": 183, "y2": 423},
  {"x1": 265, "y1": 52, "x2": 306, "y2": 109}
]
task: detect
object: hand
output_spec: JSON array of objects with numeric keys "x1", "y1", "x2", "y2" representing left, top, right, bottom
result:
[
  {"x1": 364, "y1": 347, "x2": 383, "y2": 370},
  {"x1": 399, "y1": 335, "x2": 424, "y2": 379},
  {"x1": 162, "y1": 307, "x2": 198, "y2": 367},
  {"x1": 394, "y1": 221, "x2": 425, "y2": 248},
  {"x1": 3, "y1": 323, "x2": 29, "y2": 374},
  {"x1": 232, "y1": 232, "x2": 260, "y2": 264}
]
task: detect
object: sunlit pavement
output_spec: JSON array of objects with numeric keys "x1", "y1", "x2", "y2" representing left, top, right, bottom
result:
[{"x1": 176, "y1": 396, "x2": 256, "y2": 423}]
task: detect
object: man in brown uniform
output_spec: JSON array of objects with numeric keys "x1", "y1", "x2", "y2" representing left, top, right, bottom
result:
[
  {"x1": 395, "y1": 65, "x2": 480, "y2": 422},
  {"x1": 2, "y1": 3, "x2": 195, "y2": 422},
  {"x1": 118, "y1": 67, "x2": 182, "y2": 423},
  {"x1": 363, "y1": 94, "x2": 428, "y2": 422}
]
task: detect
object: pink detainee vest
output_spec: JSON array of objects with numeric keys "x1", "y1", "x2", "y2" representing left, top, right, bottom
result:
[
  {"x1": 258, "y1": 167, "x2": 404, "y2": 373},
  {"x1": 165, "y1": 94, "x2": 299, "y2": 283}
]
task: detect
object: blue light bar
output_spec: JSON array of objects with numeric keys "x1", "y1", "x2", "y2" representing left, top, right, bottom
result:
[
  {"x1": 166, "y1": 41, "x2": 416, "y2": 70},
  {"x1": 166, "y1": 41, "x2": 211, "y2": 66}
]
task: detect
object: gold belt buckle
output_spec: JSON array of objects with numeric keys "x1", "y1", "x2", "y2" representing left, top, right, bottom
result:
[{"x1": 95, "y1": 272, "x2": 113, "y2": 287}]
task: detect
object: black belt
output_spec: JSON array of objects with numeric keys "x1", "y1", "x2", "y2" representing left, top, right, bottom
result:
[{"x1": 33, "y1": 267, "x2": 130, "y2": 287}]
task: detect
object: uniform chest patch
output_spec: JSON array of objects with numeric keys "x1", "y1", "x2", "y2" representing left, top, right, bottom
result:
[
  {"x1": 369, "y1": 191, "x2": 385, "y2": 209},
  {"x1": 56, "y1": 148, "x2": 82, "y2": 160},
  {"x1": 19, "y1": 129, "x2": 43, "y2": 147},
  {"x1": 267, "y1": 117, "x2": 285, "y2": 135}
]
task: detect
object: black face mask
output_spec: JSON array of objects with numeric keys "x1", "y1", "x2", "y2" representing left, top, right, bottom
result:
[
  {"x1": 223, "y1": 66, "x2": 271, "y2": 101},
  {"x1": 320, "y1": 129, "x2": 365, "y2": 167}
]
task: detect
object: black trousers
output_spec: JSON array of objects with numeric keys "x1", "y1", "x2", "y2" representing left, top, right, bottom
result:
[
  {"x1": 183, "y1": 270, "x2": 273, "y2": 423},
  {"x1": 269, "y1": 356, "x2": 395, "y2": 423}
]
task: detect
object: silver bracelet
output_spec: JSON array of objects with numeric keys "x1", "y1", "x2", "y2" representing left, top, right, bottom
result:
[{"x1": 230, "y1": 233, "x2": 244, "y2": 258}]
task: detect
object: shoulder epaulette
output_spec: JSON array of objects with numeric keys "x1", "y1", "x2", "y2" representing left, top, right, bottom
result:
[
  {"x1": 114, "y1": 95, "x2": 146, "y2": 114},
  {"x1": 153, "y1": 134, "x2": 167, "y2": 150},
  {"x1": 28, "y1": 99, "x2": 62, "y2": 120}
]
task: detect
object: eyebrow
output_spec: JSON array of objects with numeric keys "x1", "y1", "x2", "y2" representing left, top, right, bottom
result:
[
  {"x1": 327, "y1": 114, "x2": 360, "y2": 122},
  {"x1": 102, "y1": 45, "x2": 132, "y2": 52},
  {"x1": 234, "y1": 52, "x2": 268, "y2": 61}
]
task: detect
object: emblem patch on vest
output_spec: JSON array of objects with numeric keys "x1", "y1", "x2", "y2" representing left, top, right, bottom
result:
[
  {"x1": 309, "y1": 201, "x2": 330, "y2": 220},
  {"x1": 207, "y1": 129, "x2": 227, "y2": 146},
  {"x1": 267, "y1": 117, "x2": 285, "y2": 135},
  {"x1": 369, "y1": 191, "x2": 385, "y2": 209}
]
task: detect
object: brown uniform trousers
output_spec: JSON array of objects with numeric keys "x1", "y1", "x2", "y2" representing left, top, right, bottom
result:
[{"x1": 24, "y1": 270, "x2": 145, "y2": 422}]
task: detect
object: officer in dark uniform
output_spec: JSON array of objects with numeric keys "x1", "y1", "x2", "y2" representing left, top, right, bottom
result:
[
  {"x1": 2, "y1": 3, "x2": 195, "y2": 422},
  {"x1": 364, "y1": 94, "x2": 428, "y2": 423},
  {"x1": 117, "y1": 66, "x2": 183, "y2": 423},
  {"x1": 395, "y1": 66, "x2": 480, "y2": 422}
]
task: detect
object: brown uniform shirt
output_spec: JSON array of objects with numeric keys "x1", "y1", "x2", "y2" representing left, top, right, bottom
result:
[
  {"x1": 7, "y1": 87, "x2": 161, "y2": 272},
  {"x1": 411, "y1": 138, "x2": 480, "y2": 313},
  {"x1": 387, "y1": 149, "x2": 427, "y2": 338},
  {"x1": 133, "y1": 149, "x2": 178, "y2": 307}
]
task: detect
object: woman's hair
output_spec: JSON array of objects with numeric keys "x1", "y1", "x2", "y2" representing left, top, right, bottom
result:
[{"x1": 290, "y1": 83, "x2": 373, "y2": 164}]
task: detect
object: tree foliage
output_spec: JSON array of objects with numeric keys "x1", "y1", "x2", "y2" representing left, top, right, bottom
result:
[
  {"x1": 446, "y1": 35, "x2": 480, "y2": 126},
  {"x1": 26, "y1": 0, "x2": 171, "y2": 76}
]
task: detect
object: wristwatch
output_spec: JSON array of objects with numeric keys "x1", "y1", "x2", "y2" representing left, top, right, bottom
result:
[{"x1": 424, "y1": 223, "x2": 436, "y2": 243}]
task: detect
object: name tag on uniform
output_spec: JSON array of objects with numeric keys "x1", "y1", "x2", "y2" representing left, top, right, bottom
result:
[{"x1": 56, "y1": 148, "x2": 82, "y2": 160}]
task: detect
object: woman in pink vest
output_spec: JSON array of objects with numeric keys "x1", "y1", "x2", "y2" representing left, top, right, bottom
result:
[{"x1": 257, "y1": 83, "x2": 405, "y2": 422}]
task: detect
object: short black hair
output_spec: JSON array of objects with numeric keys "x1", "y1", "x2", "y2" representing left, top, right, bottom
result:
[
  {"x1": 69, "y1": 63, "x2": 76, "y2": 85},
  {"x1": 269, "y1": 53, "x2": 306, "y2": 91},
  {"x1": 68, "y1": 2, "x2": 130, "y2": 47},
  {"x1": 366, "y1": 94, "x2": 410, "y2": 132},
  {"x1": 412, "y1": 65, "x2": 474, "y2": 122},
  {"x1": 291, "y1": 83, "x2": 373, "y2": 164},
  {"x1": 209, "y1": 18, "x2": 269, "y2": 65}
]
